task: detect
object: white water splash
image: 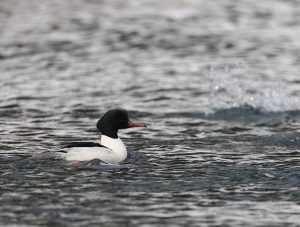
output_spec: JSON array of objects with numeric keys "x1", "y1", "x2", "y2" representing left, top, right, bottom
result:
[{"x1": 208, "y1": 62, "x2": 299, "y2": 112}]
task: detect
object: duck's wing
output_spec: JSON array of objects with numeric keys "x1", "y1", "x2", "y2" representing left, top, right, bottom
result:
[
  {"x1": 61, "y1": 142, "x2": 105, "y2": 149},
  {"x1": 33, "y1": 142, "x2": 109, "y2": 160}
]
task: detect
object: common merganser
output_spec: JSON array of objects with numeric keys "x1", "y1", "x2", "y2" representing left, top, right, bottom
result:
[{"x1": 55, "y1": 109, "x2": 146, "y2": 164}]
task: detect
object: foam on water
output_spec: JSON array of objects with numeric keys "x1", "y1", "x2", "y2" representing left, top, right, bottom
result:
[{"x1": 207, "y1": 62, "x2": 300, "y2": 113}]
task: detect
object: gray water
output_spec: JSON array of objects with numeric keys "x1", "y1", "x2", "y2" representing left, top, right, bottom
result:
[{"x1": 0, "y1": 0, "x2": 300, "y2": 226}]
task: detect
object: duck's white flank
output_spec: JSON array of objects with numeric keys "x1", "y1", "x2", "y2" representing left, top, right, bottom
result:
[{"x1": 64, "y1": 135, "x2": 127, "y2": 163}]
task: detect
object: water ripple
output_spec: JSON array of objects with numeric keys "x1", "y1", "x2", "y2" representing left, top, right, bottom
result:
[{"x1": 1, "y1": 0, "x2": 300, "y2": 226}]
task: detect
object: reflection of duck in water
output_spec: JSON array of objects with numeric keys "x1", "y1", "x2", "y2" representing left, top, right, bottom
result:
[{"x1": 54, "y1": 109, "x2": 146, "y2": 164}]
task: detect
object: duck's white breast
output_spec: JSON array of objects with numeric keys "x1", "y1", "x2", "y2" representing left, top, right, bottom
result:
[
  {"x1": 64, "y1": 146, "x2": 114, "y2": 162},
  {"x1": 63, "y1": 136, "x2": 127, "y2": 163}
]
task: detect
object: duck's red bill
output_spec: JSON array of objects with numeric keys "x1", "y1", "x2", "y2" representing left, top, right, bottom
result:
[{"x1": 128, "y1": 121, "x2": 146, "y2": 128}]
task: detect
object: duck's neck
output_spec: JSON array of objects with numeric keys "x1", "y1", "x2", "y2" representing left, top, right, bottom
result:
[{"x1": 100, "y1": 135, "x2": 127, "y2": 162}]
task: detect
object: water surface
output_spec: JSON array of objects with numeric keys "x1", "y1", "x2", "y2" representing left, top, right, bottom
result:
[{"x1": 0, "y1": 0, "x2": 300, "y2": 226}]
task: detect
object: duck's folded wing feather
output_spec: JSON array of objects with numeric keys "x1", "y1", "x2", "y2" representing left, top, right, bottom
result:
[{"x1": 62, "y1": 142, "x2": 105, "y2": 149}]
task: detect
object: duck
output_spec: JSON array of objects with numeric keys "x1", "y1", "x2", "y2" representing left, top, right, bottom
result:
[{"x1": 55, "y1": 108, "x2": 146, "y2": 164}]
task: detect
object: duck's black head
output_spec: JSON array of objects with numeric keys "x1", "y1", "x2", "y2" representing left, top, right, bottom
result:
[{"x1": 97, "y1": 109, "x2": 146, "y2": 138}]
